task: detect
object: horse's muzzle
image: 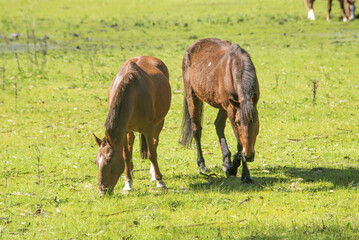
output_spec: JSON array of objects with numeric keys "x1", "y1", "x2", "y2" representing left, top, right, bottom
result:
[
  {"x1": 242, "y1": 152, "x2": 255, "y2": 162},
  {"x1": 98, "y1": 188, "x2": 113, "y2": 196}
]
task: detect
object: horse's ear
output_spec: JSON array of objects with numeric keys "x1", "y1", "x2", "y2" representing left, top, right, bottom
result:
[
  {"x1": 93, "y1": 133, "x2": 102, "y2": 146},
  {"x1": 250, "y1": 93, "x2": 258, "y2": 105}
]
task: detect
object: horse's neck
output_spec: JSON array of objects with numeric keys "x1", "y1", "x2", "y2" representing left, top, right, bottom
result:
[{"x1": 105, "y1": 86, "x2": 135, "y2": 144}]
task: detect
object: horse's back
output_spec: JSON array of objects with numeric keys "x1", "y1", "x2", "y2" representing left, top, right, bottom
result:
[
  {"x1": 183, "y1": 38, "x2": 231, "y2": 68},
  {"x1": 127, "y1": 56, "x2": 171, "y2": 126},
  {"x1": 182, "y1": 38, "x2": 232, "y2": 107},
  {"x1": 129, "y1": 56, "x2": 169, "y2": 81}
]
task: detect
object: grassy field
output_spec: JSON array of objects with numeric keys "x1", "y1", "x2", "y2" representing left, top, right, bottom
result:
[{"x1": 1, "y1": 0, "x2": 358, "y2": 239}]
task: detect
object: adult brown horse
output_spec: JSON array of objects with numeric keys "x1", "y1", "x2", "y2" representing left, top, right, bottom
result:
[
  {"x1": 93, "y1": 56, "x2": 171, "y2": 195},
  {"x1": 305, "y1": 0, "x2": 356, "y2": 21},
  {"x1": 180, "y1": 38, "x2": 260, "y2": 183}
]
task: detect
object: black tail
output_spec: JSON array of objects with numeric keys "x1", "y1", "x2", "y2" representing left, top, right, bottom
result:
[
  {"x1": 140, "y1": 134, "x2": 148, "y2": 159},
  {"x1": 180, "y1": 98, "x2": 203, "y2": 147}
]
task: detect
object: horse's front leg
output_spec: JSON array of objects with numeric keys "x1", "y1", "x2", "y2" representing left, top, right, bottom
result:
[
  {"x1": 226, "y1": 112, "x2": 252, "y2": 183},
  {"x1": 327, "y1": 0, "x2": 333, "y2": 21},
  {"x1": 123, "y1": 132, "x2": 135, "y2": 191},
  {"x1": 215, "y1": 108, "x2": 232, "y2": 172}
]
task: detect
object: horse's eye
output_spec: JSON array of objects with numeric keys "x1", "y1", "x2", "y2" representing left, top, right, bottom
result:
[{"x1": 229, "y1": 98, "x2": 240, "y2": 108}]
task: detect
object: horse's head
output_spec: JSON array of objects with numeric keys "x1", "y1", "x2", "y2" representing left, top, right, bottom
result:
[
  {"x1": 227, "y1": 46, "x2": 260, "y2": 163},
  {"x1": 93, "y1": 134, "x2": 124, "y2": 196},
  {"x1": 229, "y1": 93, "x2": 259, "y2": 163}
]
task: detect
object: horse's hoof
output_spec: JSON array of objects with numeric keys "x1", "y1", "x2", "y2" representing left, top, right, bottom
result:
[
  {"x1": 232, "y1": 154, "x2": 241, "y2": 166},
  {"x1": 222, "y1": 162, "x2": 232, "y2": 172},
  {"x1": 123, "y1": 186, "x2": 133, "y2": 191},
  {"x1": 123, "y1": 180, "x2": 133, "y2": 191},
  {"x1": 242, "y1": 177, "x2": 253, "y2": 184},
  {"x1": 226, "y1": 167, "x2": 238, "y2": 178},
  {"x1": 156, "y1": 179, "x2": 166, "y2": 188},
  {"x1": 226, "y1": 166, "x2": 238, "y2": 178},
  {"x1": 199, "y1": 165, "x2": 209, "y2": 173}
]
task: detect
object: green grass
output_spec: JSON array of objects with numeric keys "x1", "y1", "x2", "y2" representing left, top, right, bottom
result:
[{"x1": 1, "y1": 0, "x2": 358, "y2": 239}]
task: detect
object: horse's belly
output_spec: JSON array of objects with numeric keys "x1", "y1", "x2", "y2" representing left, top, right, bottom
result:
[
  {"x1": 195, "y1": 89, "x2": 221, "y2": 108},
  {"x1": 190, "y1": 76, "x2": 222, "y2": 108},
  {"x1": 127, "y1": 80, "x2": 171, "y2": 131}
]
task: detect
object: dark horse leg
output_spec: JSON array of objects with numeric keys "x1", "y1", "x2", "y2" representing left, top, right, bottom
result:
[
  {"x1": 187, "y1": 95, "x2": 207, "y2": 172},
  {"x1": 327, "y1": 0, "x2": 333, "y2": 21},
  {"x1": 215, "y1": 108, "x2": 232, "y2": 172},
  {"x1": 226, "y1": 117, "x2": 252, "y2": 183},
  {"x1": 338, "y1": 0, "x2": 349, "y2": 21}
]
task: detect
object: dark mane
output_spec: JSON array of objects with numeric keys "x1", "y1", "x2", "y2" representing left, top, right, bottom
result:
[
  {"x1": 104, "y1": 62, "x2": 141, "y2": 134},
  {"x1": 229, "y1": 44, "x2": 259, "y2": 125}
]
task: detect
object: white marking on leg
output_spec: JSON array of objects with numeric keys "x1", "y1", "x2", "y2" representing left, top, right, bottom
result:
[
  {"x1": 123, "y1": 179, "x2": 133, "y2": 191},
  {"x1": 308, "y1": 9, "x2": 315, "y2": 20},
  {"x1": 150, "y1": 163, "x2": 156, "y2": 182}
]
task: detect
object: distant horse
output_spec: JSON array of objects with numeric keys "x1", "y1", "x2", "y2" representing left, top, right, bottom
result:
[
  {"x1": 180, "y1": 38, "x2": 260, "y2": 183},
  {"x1": 93, "y1": 56, "x2": 171, "y2": 195},
  {"x1": 305, "y1": 0, "x2": 356, "y2": 21}
]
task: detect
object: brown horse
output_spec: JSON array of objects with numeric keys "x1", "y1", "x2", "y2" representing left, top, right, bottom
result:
[
  {"x1": 305, "y1": 0, "x2": 356, "y2": 21},
  {"x1": 93, "y1": 56, "x2": 171, "y2": 195},
  {"x1": 180, "y1": 38, "x2": 260, "y2": 183}
]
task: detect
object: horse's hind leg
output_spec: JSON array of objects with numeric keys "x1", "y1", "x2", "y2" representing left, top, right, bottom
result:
[
  {"x1": 306, "y1": 0, "x2": 316, "y2": 20},
  {"x1": 123, "y1": 132, "x2": 135, "y2": 191},
  {"x1": 187, "y1": 95, "x2": 207, "y2": 172},
  {"x1": 327, "y1": 0, "x2": 333, "y2": 21},
  {"x1": 338, "y1": 0, "x2": 349, "y2": 21},
  {"x1": 215, "y1": 108, "x2": 232, "y2": 172},
  {"x1": 145, "y1": 121, "x2": 166, "y2": 188}
]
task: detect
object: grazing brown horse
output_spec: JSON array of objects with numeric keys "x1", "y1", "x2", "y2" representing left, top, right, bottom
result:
[
  {"x1": 180, "y1": 38, "x2": 260, "y2": 183},
  {"x1": 305, "y1": 0, "x2": 356, "y2": 21},
  {"x1": 93, "y1": 56, "x2": 171, "y2": 195}
]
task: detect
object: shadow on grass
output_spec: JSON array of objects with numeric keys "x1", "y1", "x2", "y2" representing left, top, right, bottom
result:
[
  {"x1": 188, "y1": 172, "x2": 286, "y2": 192},
  {"x1": 283, "y1": 166, "x2": 359, "y2": 187},
  {"x1": 187, "y1": 166, "x2": 359, "y2": 192}
]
